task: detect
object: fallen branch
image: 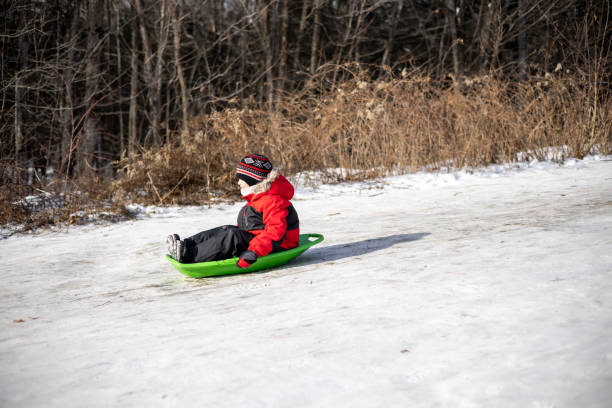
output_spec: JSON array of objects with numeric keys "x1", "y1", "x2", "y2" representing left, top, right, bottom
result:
[{"x1": 160, "y1": 169, "x2": 191, "y2": 204}]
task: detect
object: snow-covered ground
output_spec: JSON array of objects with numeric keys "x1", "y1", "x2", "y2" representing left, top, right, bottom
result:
[{"x1": 1, "y1": 157, "x2": 612, "y2": 407}]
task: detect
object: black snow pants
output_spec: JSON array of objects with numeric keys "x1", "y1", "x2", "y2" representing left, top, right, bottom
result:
[{"x1": 182, "y1": 225, "x2": 254, "y2": 263}]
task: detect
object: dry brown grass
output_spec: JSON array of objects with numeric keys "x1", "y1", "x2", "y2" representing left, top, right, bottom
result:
[
  {"x1": 3, "y1": 69, "x2": 610, "y2": 231},
  {"x1": 114, "y1": 69, "x2": 611, "y2": 205},
  {"x1": 0, "y1": 169, "x2": 132, "y2": 234}
]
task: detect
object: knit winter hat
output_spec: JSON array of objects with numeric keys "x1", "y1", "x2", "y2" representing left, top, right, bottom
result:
[{"x1": 236, "y1": 154, "x2": 273, "y2": 186}]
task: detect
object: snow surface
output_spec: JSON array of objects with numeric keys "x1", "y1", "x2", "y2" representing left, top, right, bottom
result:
[{"x1": 1, "y1": 156, "x2": 612, "y2": 407}]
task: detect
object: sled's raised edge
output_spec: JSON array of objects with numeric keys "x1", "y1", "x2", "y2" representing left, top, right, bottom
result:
[{"x1": 166, "y1": 233, "x2": 324, "y2": 278}]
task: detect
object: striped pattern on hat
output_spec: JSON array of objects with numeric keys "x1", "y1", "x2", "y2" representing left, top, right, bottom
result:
[{"x1": 236, "y1": 154, "x2": 273, "y2": 186}]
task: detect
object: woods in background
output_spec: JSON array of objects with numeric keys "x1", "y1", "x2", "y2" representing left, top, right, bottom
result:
[{"x1": 1, "y1": 0, "x2": 609, "y2": 183}]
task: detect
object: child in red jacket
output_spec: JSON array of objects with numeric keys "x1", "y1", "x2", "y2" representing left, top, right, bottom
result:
[{"x1": 167, "y1": 154, "x2": 300, "y2": 268}]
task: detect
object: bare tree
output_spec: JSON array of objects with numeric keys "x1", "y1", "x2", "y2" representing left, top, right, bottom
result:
[
  {"x1": 347, "y1": 0, "x2": 368, "y2": 63},
  {"x1": 277, "y1": 0, "x2": 289, "y2": 97},
  {"x1": 60, "y1": 4, "x2": 81, "y2": 173},
  {"x1": 293, "y1": 0, "x2": 310, "y2": 73},
  {"x1": 477, "y1": 0, "x2": 503, "y2": 73},
  {"x1": 14, "y1": 25, "x2": 27, "y2": 174},
  {"x1": 444, "y1": 0, "x2": 462, "y2": 78},
  {"x1": 518, "y1": 0, "x2": 529, "y2": 80},
  {"x1": 172, "y1": 0, "x2": 189, "y2": 143},
  {"x1": 310, "y1": 0, "x2": 322, "y2": 74},
  {"x1": 259, "y1": 0, "x2": 274, "y2": 109},
  {"x1": 382, "y1": 0, "x2": 402, "y2": 67},
  {"x1": 129, "y1": 7, "x2": 139, "y2": 157},
  {"x1": 112, "y1": 0, "x2": 125, "y2": 155},
  {"x1": 79, "y1": 0, "x2": 104, "y2": 177},
  {"x1": 154, "y1": 0, "x2": 171, "y2": 143},
  {"x1": 134, "y1": 0, "x2": 170, "y2": 147}
]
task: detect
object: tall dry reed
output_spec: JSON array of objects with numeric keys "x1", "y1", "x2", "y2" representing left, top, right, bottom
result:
[{"x1": 114, "y1": 70, "x2": 611, "y2": 205}]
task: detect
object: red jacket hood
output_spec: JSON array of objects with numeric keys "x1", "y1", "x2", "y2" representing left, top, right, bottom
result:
[
  {"x1": 266, "y1": 175, "x2": 294, "y2": 200},
  {"x1": 243, "y1": 169, "x2": 294, "y2": 202}
]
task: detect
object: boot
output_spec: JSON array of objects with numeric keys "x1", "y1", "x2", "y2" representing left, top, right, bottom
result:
[
  {"x1": 176, "y1": 239, "x2": 186, "y2": 262},
  {"x1": 166, "y1": 234, "x2": 181, "y2": 260}
]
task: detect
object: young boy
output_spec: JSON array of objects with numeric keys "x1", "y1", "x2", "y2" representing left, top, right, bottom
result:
[{"x1": 167, "y1": 154, "x2": 300, "y2": 268}]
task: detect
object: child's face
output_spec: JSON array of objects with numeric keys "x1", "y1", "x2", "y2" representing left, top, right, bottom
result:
[{"x1": 237, "y1": 179, "x2": 249, "y2": 189}]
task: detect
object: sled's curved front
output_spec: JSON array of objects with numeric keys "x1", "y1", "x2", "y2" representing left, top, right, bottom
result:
[{"x1": 166, "y1": 233, "x2": 324, "y2": 278}]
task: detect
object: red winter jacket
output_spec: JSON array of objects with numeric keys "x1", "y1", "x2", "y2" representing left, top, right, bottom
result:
[{"x1": 237, "y1": 169, "x2": 300, "y2": 257}]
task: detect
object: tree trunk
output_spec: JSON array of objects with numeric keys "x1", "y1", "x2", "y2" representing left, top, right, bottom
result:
[
  {"x1": 310, "y1": 0, "x2": 322, "y2": 75},
  {"x1": 79, "y1": 0, "x2": 104, "y2": 177},
  {"x1": 14, "y1": 72, "x2": 24, "y2": 173},
  {"x1": 153, "y1": 0, "x2": 170, "y2": 144},
  {"x1": 113, "y1": 0, "x2": 125, "y2": 155},
  {"x1": 348, "y1": 0, "x2": 367, "y2": 63},
  {"x1": 491, "y1": 0, "x2": 504, "y2": 72},
  {"x1": 437, "y1": 10, "x2": 448, "y2": 78},
  {"x1": 13, "y1": 11, "x2": 33, "y2": 183},
  {"x1": 128, "y1": 9, "x2": 139, "y2": 157},
  {"x1": 172, "y1": 0, "x2": 189, "y2": 144},
  {"x1": 15, "y1": 30, "x2": 28, "y2": 175},
  {"x1": 238, "y1": 10, "x2": 247, "y2": 104},
  {"x1": 478, "y1": 0, "x2": 500, "y2": 73},
  {"x1": 517, "y1": 0, "x2": 528, "y2": 80},
  {"x1": 336, "y1": 0, "x2": 355, "y2": 67},
  {"x1": 260, "y1": 0, "x2": 274, "y2": 109},
  {"x1": 60, "y1": 4, "x2": 80, "y2": 174},
  {"x1": 134, "y1": 0, "x2": 158, "y2": 147},
  {"x1": 293, "y1": 0, "x2": 310, "y2": 73},
  {"x1": 382, "y1": 0, "x2": 402, "y2": 67},
  {"x1": 444, "y1": 0, "x2": 461, "y2": 79},
  {"x1": 277, "y1": 0, "x2": 289, "y2": 98}
]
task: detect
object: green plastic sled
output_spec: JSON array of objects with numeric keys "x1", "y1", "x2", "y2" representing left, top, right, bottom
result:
[{"x1": 166, "y1": 233, "x2": 324, "y2": 278}]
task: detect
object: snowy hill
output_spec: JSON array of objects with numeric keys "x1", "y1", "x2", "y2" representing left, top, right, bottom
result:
[{"x1": 1, "y1": 157, "x2": 612, "y2": 407}]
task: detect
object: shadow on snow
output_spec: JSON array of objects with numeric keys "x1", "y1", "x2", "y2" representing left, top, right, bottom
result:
[{"x1": 291, "y1": 233, "x2": 430, "y2": 268}]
